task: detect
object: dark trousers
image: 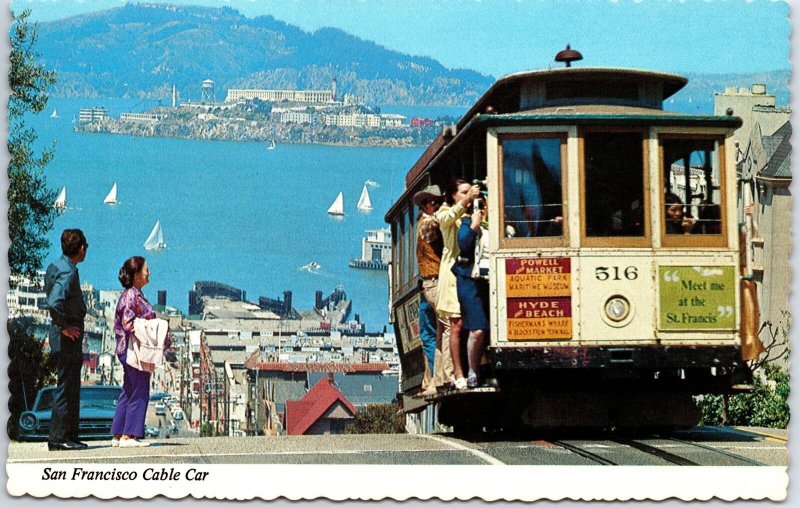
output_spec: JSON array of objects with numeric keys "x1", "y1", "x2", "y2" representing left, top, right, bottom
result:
[{"x1": 49, "y1": 350, "x2": 83, "y2": 442}]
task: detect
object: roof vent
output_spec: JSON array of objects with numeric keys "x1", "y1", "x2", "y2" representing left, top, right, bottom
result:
[{"x1": 555, "y1": 45, "x2": 583, "y2": 67}]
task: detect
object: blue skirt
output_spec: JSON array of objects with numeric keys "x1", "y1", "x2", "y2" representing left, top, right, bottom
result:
[{"x1": 455, "y1": 274, "x2": 490, "y2": 331}]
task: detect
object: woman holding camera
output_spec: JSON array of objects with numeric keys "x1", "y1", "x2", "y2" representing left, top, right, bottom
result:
[
  {"x1": 436, "y1": 179, "x2": 482, "y2": 390},
  {"x1": 453, "y1": 195, "x2": 491, "y2": 389}
]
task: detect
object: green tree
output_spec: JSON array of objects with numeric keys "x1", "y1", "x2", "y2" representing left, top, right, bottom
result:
[
  {"x1": 8, "y1": 9, "x2": 58, "y2": 278},
  {"x1": 7, "y1": 318, "x2": 56, "y2": 439},
  {"x1": 345, "y1": 404, "x2": 405, "y2": 434},
  {"x1": 699, "y1": 364, "x2": 790, "y2": 429}
]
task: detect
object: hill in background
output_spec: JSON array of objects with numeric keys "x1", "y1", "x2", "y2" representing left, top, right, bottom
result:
[
  {"x1": 36, "y1": 2, "x2": 493, "y2": 106},
  {"x1": 35, "y1": 2, "x2": 790, "y2": 109}
]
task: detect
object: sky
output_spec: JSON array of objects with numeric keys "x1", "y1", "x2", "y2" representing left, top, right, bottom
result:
[{"x1": 10, "y1": 0, "x2": 792, "y2": 78}]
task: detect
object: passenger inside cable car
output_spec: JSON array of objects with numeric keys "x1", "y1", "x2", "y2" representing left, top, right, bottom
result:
[
  {"x1": 664, "y1": 193, "x2": 696, "y2": 234},
  {"x1": 662, "y1": 138, "x2": 723, "y2": 236}
]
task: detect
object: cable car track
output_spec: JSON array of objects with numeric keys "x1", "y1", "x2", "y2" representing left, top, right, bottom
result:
[
  {"x1": 611, "y1": 438, "x2": 700, "y2": 466},
  {"x1": 550, "y1": 440, "x2": 618, "y2": 466},
  {"x1": 659, "y1": 436, "x2": 766, "y2": 466}
]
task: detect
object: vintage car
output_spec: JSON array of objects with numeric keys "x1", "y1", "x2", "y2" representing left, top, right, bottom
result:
[{"x1": 17, "y1": 385, "x2": 122, "y2": 441}]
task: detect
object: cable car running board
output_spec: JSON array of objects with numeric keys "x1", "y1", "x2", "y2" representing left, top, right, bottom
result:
[{"x1": 421, "y1": 386, "x2": 501, "y2": 402}]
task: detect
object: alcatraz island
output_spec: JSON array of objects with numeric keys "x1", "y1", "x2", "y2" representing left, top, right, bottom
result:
[{"x1": 74, "y1": 78, "x2": 450, "y2": 148}]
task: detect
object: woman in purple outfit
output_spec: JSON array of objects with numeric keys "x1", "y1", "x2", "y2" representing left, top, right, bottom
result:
[{"x1": 110, "y1": 256, "x2": 155, "y2": 448}]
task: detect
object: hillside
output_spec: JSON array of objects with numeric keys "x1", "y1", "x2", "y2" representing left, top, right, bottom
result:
[
  {"x1": 36, "y1": 2, "x2": 494, "y2": 105},
  {"x1": 35, "y1": 3, "x2": 790, "y2": 108}
]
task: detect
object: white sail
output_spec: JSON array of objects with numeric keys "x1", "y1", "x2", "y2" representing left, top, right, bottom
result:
[
  {"x1": 327, "y1": 192, "x2": 345, "y2": 216},
  {"x1": 54, "y1": 187, "x2": 67, "y2": 209},
  {"x1": 144, "y1": 220, "x2": 166, "y2": 250},
  {"x1": 103, "y1": 183, "x2": 118, "y2": 204},
  {"x1": 267, "y1": 140, "x2": 276, "y2": 150},
  {"x1": 357, "y1": 184, "x2": 373, "y2": 212},
  {"x1": 50, "y1": 109, "x2": 58, "y2": 119}
]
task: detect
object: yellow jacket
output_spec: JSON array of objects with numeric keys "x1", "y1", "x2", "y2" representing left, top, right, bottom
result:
[{"x1": 434, "y1": 202, "x2": 467, "y2": 316}]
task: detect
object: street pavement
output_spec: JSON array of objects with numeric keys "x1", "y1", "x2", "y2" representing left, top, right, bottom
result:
[{"x1": 8, "y1": 426, "x2": 787, "y2": 466}]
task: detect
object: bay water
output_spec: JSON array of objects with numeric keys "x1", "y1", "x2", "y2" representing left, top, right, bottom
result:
[
  {"x1": 32, "y1": 98, "x2": 467, "y2": 331},
  {"x1": 29, "y1": 93, "x2": 713, "y2": 330}
]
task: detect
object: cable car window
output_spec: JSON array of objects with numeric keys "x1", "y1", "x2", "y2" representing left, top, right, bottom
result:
[
  {"x1": 583, "y1": 131, "x2": 645, "y2": 239},
  {"x1": 407, "y1": 206, "x2": 418, "y2": 283},
  {"x1": 501, "y1": 137, "x2": 564, "y2": 239},
  {"x1": 390, "y1": 222, "x2": 400, "y2": 295},
  {"x1": 396, "y1": 215, "x2": 407, "y2": 289},
  {"x1": 662, "y1": 138, "x2": 723, "y2": 236}
]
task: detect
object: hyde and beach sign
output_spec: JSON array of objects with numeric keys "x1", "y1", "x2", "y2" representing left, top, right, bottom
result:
[{"x1": 505, "y1": 258, "x2": 572, "y2": 340}]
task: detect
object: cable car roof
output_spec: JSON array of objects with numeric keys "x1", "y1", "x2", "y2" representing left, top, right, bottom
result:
[{"x1": 386, "y1": 66, "x2": 741, "y2": 222}]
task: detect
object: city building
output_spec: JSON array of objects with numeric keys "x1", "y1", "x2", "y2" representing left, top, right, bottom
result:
[
  {"x1": 243, "y1": 360, "x2": 392, "y2": 436},
  {"x1": 714, "y1": 84, "x2": 791, "y2": 361},
  {"x1": 349, "y1": 228, "x2": 392, "y2": 270},
  {"x1": 7, "y1": 273, "x2": 48, "y2": 322},
  {"x1": 285, "y1": 375, "x2": 356, "y2": 435}
]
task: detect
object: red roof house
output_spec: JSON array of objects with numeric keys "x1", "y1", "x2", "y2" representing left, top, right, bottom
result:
[{"x1": 285, "y1": 375, "x2": 357, "y2": 435}]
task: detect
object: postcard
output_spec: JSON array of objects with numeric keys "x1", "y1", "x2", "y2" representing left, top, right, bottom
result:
[{"x1": 4, "y1": 0, "x2": 792, "y2": 501}]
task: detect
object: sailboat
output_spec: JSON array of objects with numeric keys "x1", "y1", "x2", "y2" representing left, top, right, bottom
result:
[
  {"x1": 50, "y1": 109, "x2": 58, "y2": 119},
  {"x1": 267, "y1": 140, "x2": 276, "y2": 150},
  {"x1": 143, "y1": 220, "x2": 167, "y2": 251},
  {"x1": 357, "y1": 184, "x2": 373, "y2": 213},
  {"x1": 103, "y1": 182, "x2": 118, "y2": 205},
  {"x1": 327, "y1": 192, "x2": 345, "y2": 216},
  {"x1": 53, "y1": 187, "x2": 67, "y2": 210}
]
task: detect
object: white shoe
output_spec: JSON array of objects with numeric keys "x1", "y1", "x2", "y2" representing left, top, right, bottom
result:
[
  {"x1": 454, "y1": 377, "x2": 468, "y2": 390},
  {"x1": 119, "y1": 438, "x2": 150, "y2": 448},
  {"x1": 111, "y1": 437, "x2": 120, "y2": 447}
]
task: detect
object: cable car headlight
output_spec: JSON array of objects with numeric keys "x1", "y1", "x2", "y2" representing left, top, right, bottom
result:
[
  {"x1": 19, "y1": 412, "x2": 38, "y2": 431},
  {"x1": 604, "y1": 296, "x2": 631, "y2": 322}
]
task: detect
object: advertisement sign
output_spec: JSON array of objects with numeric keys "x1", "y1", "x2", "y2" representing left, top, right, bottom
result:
[
  {"x1": 506, "y1": 258, "x2": 572, "y2": 340},
  {"x1": 658, "y1": 266, "x2": 737, "y2": 330}
]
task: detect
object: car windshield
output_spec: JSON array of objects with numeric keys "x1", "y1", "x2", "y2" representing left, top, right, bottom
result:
[{"x1": 80, "y1": 388, "x2": 121, "y2": 409}]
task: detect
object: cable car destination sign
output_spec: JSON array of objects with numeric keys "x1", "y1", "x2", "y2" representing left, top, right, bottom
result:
[
  {"x1": 505, "y1": 257, "x2": 572, "y2": 340},
  {"x1": 658, "y1": 266, "x2": 737, "y2": 330}
]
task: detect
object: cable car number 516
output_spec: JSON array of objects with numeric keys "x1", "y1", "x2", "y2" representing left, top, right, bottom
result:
[{"x1": 595, "y1": 266, "x2": 638, "y2": 281}]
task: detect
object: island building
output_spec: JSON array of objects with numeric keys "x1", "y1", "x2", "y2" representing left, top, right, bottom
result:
[
  {"x1": 270, "y1": 107, "x2": 405, "y2": 128},
  {"x1": 78, "y1": 107, "x2": 109, "y2": 123},
  {"x1": 225, "y1": 78, "x2": 338, "y2": 104},
  {"x1": 714, "y1": 84, "x2": 791, "y2": 364},
  {"x1": 119, "y1": 112, "x2": 166, "y2": 123}
]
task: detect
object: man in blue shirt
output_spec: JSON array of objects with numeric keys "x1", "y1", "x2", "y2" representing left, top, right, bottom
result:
[{"x1": 44, "y1": 229, "x2": 89, "y2": 451}]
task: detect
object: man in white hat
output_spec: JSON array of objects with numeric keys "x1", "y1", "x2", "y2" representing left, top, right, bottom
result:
[{"x1": 412, "y1": 184, "x2": 452, "y2": 396}]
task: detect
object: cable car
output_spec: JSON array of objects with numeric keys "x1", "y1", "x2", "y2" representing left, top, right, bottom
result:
[{"x1": 385, "y1": 48, "x2": 758, "y2": 433}]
